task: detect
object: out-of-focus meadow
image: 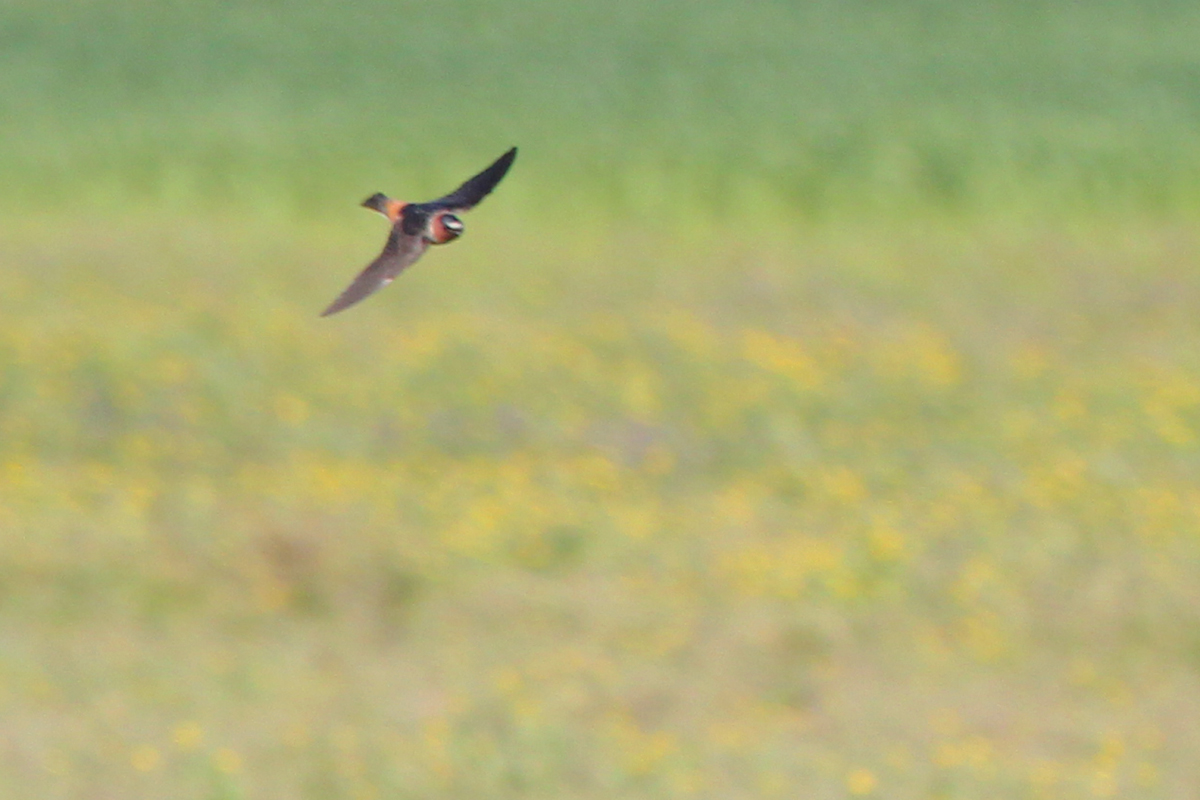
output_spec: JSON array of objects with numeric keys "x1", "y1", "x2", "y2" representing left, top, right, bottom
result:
[{"x1": 6, "y1": 1, "x2": 1200, "y2": 797}]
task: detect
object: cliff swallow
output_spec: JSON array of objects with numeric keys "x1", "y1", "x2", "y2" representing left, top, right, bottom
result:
[{"x1": 320, "y1": 146, "x2": 517, "y2": 317}]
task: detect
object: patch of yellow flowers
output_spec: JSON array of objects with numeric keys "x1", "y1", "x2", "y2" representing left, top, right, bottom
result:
[{"x1": 0, "y1": 236, "x2": 1192, "y2": 797}]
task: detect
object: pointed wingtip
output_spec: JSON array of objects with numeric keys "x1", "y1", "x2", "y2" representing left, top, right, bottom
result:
[
  {"x1": 492, "y1": 146, "x2": 518, "y2": 182},
  {"x1": 492, "y1": 147, "x2": 517, "y2": 172},
  {"x1": 320, "y1": 298, "x2": 353, "y2": 318},
  {"x1": 319, "y1": 298, "x2": 348, "y2": 317}
]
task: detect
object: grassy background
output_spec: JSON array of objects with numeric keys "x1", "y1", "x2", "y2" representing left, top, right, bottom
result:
[
  {"x1": 4, "y1": 1, "x2": 1200, "y2": 797},
  {"x1": 9, "y1": 0, "x2": 1200, "y2": 221}
]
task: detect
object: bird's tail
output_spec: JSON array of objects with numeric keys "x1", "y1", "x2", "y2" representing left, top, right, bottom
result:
[
  {"x1": 362, "y1": 193, "x2": 407, "y2": 222},
  {"x1": 361, "y1": 193, "x2": 391, "y2": 214}
]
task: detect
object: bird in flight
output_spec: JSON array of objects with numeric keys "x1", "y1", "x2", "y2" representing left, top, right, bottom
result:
[{"x1": 320, "y1": 147, "x2": 517, "y2": 317}]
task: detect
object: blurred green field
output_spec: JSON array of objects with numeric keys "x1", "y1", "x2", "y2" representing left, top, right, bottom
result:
[
  {"x1": 9, "y1": 0, "x2": 1200, "y2": 221},
  {"x1": 6, "y1": 1, "x2": 1200, "y2": 798}
]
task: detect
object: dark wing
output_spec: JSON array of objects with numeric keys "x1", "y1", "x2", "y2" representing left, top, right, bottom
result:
[
  {"x1": 426, "y1": 147, "x2": 517, "y2": 212},
  {"x1": 320, "y1": 226, "x2": 429, "y2": 317}
]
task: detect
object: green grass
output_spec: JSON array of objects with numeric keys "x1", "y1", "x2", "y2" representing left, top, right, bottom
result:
[
  {"x1": 5, "y1": 1, "x2": 1200, "y2": 797},
  {"x1": 7, "y1": 0, "x2": 1200, "y2": 220}
]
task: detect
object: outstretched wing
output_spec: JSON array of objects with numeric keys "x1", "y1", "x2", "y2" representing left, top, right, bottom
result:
[
  {"x1": 427, "y1": 147, "x2": 517, "y2": 212},
  {"x1": 320, "y1": 227, "x2": 429, "y2": 317}
]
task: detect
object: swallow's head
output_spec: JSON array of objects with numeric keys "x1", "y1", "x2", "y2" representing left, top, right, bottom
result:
[
  {"x1": 442, "y1": 214, "x2": 464, "y2": 237},
  {"x1": 429, "y1": 212, "x2": 465, "y2": 245}
]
